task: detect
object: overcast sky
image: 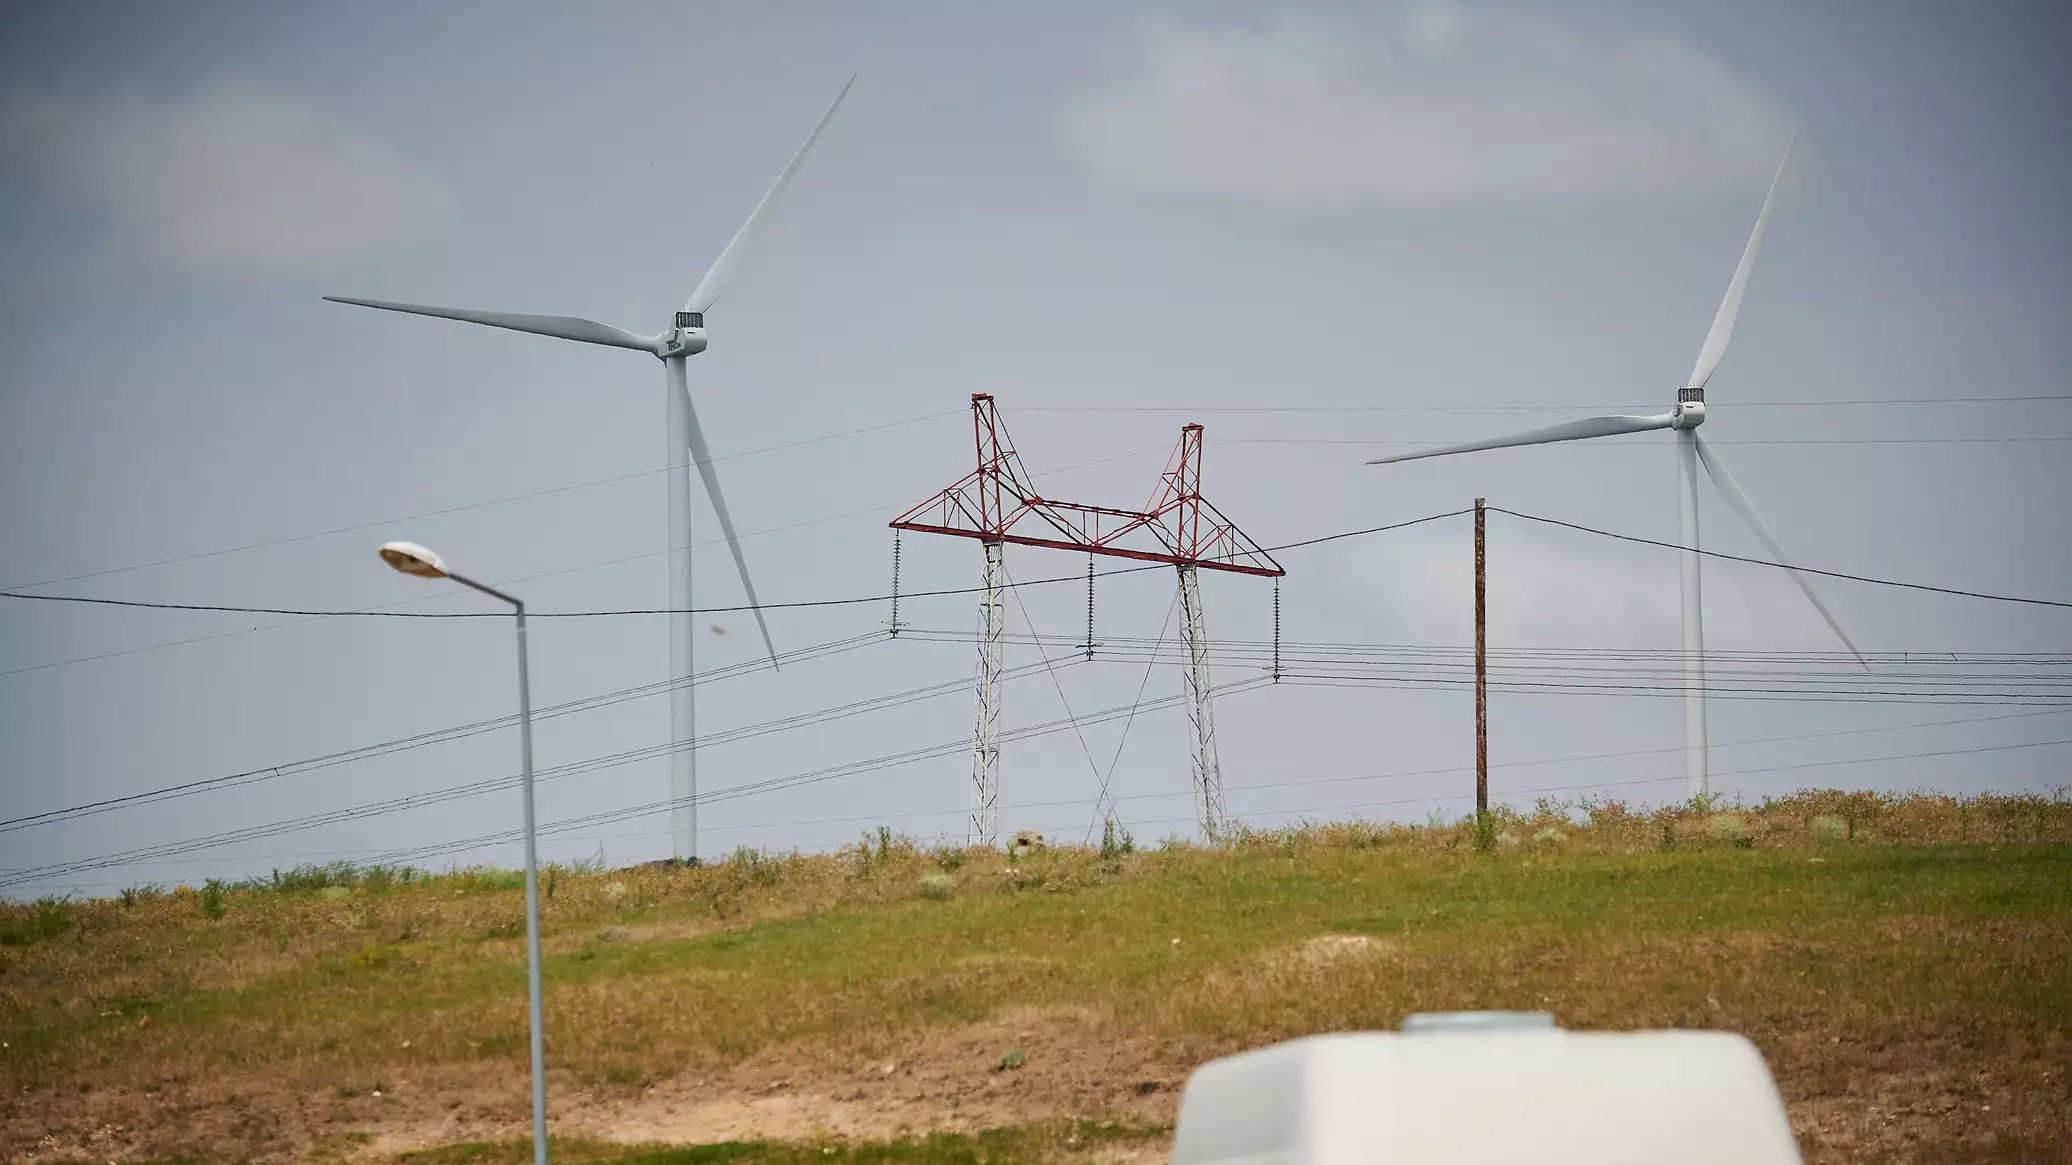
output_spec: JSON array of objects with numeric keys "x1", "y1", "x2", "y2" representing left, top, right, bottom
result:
[{"x1": 3, "y1": 1, "x2": 2068, "y2": 898}]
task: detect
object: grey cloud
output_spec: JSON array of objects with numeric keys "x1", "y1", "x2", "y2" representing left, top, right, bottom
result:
[
  {"x1": 3, "y1": 81, "x2": 449, "y2": 273},
  {"x1": 1060, "y1": 4, "x2": 1793, "y2": 205}
]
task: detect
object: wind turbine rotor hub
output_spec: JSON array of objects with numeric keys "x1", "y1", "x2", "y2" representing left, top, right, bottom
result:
[
  {"x1": 659, "y1": 311, "x2": 709, "y2": 358},
  {"x1": 1672, "y1": 390, "x2": 1707, "y2": 429}
]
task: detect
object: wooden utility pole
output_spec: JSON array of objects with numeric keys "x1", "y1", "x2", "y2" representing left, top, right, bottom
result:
[{"x1": 1474, "y1": 497, "x2": 1488, "y2": 817}]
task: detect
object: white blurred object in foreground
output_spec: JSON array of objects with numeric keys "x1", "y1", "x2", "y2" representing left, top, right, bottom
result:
[{"x1": 1170, "y1": 1012, "x2": 1801, "y2": 1165}]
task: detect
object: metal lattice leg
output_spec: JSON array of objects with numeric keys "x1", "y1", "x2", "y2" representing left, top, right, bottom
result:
[
  {"x1": 1177, "y1": 564, "x2": 1224, "y2": 839},
  {"x1": 971, "y1": 541, "x2": 1006, "y2": 846}
]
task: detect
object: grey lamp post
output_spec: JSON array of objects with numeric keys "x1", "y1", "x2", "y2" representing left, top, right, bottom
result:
[{"x1": 378, "y1": 540, "x2": 548, "y2": 1165}]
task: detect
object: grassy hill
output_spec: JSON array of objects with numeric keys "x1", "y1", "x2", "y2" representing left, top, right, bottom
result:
[{"x1": 3, "y1": 790, "x2": 2069, "y2": 1165}]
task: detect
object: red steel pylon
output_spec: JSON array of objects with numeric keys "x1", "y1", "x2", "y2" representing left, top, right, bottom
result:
[{"x1": 891, "y1": 394, "x2": 1283, "y2": 844}]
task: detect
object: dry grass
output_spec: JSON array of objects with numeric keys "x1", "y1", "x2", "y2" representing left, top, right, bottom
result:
[{"x1": 2, "y1": 790, "x2": 2069, "y2": 1164}]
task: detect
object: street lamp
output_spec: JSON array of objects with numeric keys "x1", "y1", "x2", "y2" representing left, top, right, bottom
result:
[{"x1": 378, "y1": 541, "x2": 548, "y2": 1165}]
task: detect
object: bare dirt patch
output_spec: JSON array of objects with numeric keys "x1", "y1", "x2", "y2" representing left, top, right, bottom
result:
[
  {"x1": 1278, "y1": 934, "x2": 1398, "y2": 970},
  {"x1": 4, "y1": 1004, "x2": 1188, "y2": 1164},
  {"x1": 408, "y1": 1002, "x2": 1185, "y2": 1152},
  {"x1": 8, "y1": 1009, "x2": 2069, "y2": 1164}
]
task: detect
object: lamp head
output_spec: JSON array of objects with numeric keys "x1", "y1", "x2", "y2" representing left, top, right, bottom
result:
[{"x1": 378, "y1": 541, "x2": 449, "y2": 579}]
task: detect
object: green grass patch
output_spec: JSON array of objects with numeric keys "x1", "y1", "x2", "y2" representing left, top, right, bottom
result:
[{"x1": 5, "y1": 792, "x2": 2069, "y2": 1163}]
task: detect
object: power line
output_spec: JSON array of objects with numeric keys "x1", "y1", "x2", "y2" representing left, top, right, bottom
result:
[
  {"x1": 897, "y1": 630, "x2": 2072, "y2": 700},
  {"x1": 14, "y1": 672, "x2": 2066, "y2": 891},
  {"x1": 9, "y1": 498, "x2": 2067, "y2": 884},
  {"x1": 41, "y1": 708, "x2": 2064, "y2": 889},
  {"x1": 0, "y1": 445, "x2": 1176, "y2": 678},
  {"x1": 1019, "y1": 396, "x2": 2072, "y2": 414},
  {"x1": 921, "y1": 630, "x2": 2072, "y2": 665},
  {"x1": 1004, "y1": 561, "x2": 1106, "y2": 806},
  {"x1": 18, "y1": 703, "x2": 2065, "y2": 892},
  {"x1": 270, "y1": 678, "x2": 1280, "y2": 876},
  {"x1": 0, "y1": 632, "x2": 883, "y2": 834},
  {"x1": 0, "y1": 409, "x2": 967, "y2": 592},
  {"x1": 1231, "y1": 435, "x2": 2072, "y2": 447},
  {"x1": 0, "y1": 510, "x2": 1475, "y2": 621},
  {"x1": 1277, "y1": 674, "x2": 2070, "y2": 708},
  {"x1": 1086, "y1": 592, "x2": 1179, "y2": 839},
  {"x1": 16, "y1": 624, "x2": 2059, "y2": 837},
  {"x1": 0, "y1": 650, "x2": 1139, "y2": 887},
  {"x1": 1493, "y1": 507, "x2": 2072, "y2": 611}
]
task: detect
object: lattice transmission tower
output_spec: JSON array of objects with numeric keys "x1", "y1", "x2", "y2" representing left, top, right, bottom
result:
[{"x1": 890, "y1": 394, "x2": 1283, "y2": 845}]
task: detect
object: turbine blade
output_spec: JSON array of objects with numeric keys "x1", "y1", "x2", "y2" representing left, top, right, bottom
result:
[
  {"x1": 682, "y1": 396, "x2": 780, "y2": 668},
  {"x1": 324, "y1": 296, "x2": 654, "y2": 352},
  {"x1": 1365, "y1": 413, "x2": 1677, "y2": 466},
  {"x1": 683, "y1": 75, "x2": 855, "y2": 315},
  {"x1": 1693, "y1": 432, "x2": 1866, "y2": 667},
  {"x1": 1685, "y1": 132, "x2": 1796, "y2": 393}
]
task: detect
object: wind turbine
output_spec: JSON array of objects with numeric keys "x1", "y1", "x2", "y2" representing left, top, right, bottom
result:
[
  {"x1": 328, "y1": 78, "x2": 854, "y2": 861},
  {"x1": 1367, "y1": 135, "x2": 1863, "y2": 799}
]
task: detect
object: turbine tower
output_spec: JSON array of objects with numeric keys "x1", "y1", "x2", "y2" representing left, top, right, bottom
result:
[
  {"x1": 328, "y1": 79, "x2": 854, "y2": 861},
  {"x1": 1367, "y1": 135, "x2": 1862, "y2": 799}
]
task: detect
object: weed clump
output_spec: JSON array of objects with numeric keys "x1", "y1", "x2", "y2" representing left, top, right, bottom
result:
[
  {"x1": 1473, "y1": 811, "x2": 1498, "y2": 853},
  {"x1": 1810, "y1": 815, "x2": 1850, "y2": 842},
  {"x1": 728, "y1": 847, "x2": 785, "y2": 889},
  {"x1": 1098, "y1": 818, "x2": 1136, "y2": 873},
  {"x1": 0, "y1": 897, "x2": 73, "y2": 946}
]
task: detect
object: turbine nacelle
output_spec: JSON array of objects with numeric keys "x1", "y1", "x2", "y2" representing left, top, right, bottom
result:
[
  {"x1": 658, "y1": 311, "x2": 710, "y2": 358},
  {"x1": 1671, "y1": 396, "x2": 1707, "y2": 429}
]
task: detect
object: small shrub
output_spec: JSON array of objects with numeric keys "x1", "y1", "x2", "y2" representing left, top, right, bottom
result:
[
  {"x1": 198, "y1": 880, "x2": 226, "y2": 920},
  {"x1": 918, "y1": 872, "x2": 955, "y2": 901},
  {"x1": 997, "y1": 1049, "x2": 1026, "y2": 1071},
  {"x1": 1099, "y1": 818, "x2": 1137, "y2": 872},
  {"x1": 1532, "y1": 827, "x2": 1565, "y2": 846},
  {"x1": 1473, "y1": 812, "x2": 1498, "y2": 853},
  {"x1": 1810, "y1": 815, "x2": 1849, "y2": 842},
  {"x1": 1708, "y1": 814, "x2": 1747, "y2": 842},
  {"x1": 933, "y1": 846, "x2": 968, "y2": 872}
]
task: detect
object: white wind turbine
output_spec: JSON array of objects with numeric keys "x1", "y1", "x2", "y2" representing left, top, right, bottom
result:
[
  {"x1": 329, "y1": 78, "x2": 854, "y2": 860},
  {"x1": 1367, "y1": 136, "x2": 1863, "y2": 799}
]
